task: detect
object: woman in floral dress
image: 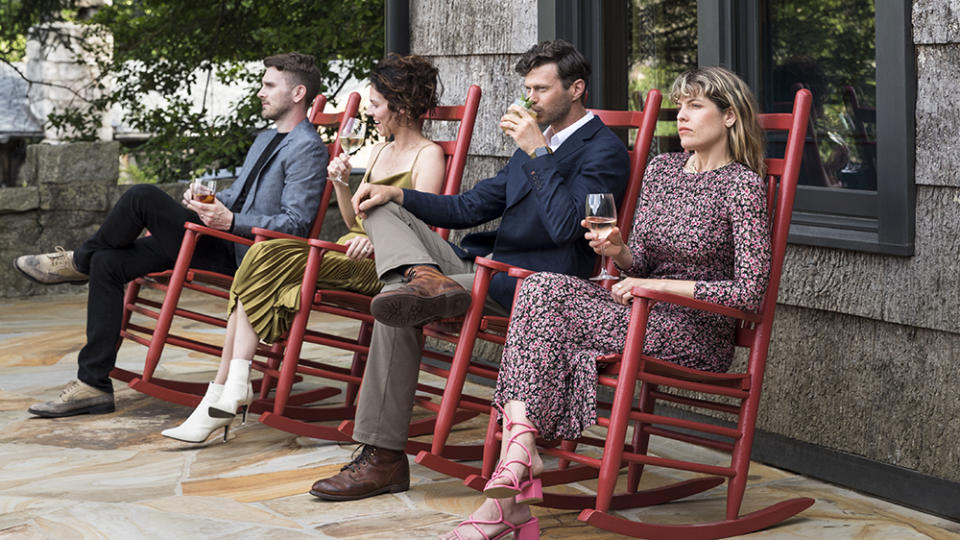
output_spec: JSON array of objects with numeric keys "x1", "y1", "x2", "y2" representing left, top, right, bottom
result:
[{"x1": 444, "y1": 66, "x2": 770, "y2": 539}]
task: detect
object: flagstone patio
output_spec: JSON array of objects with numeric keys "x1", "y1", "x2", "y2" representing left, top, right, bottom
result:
[{"x1": 1, "y1": 291, "x2": 958, "y2": 539}]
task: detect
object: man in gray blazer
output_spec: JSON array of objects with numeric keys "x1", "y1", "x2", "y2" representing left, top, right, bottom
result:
[{"x1": 16, "y1": 52, "x2": 328, "y2": 418}]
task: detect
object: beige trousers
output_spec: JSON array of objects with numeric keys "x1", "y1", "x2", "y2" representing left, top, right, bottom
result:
[{"x1": 353, "y1": 202, "x2": 507, "y2": 450}]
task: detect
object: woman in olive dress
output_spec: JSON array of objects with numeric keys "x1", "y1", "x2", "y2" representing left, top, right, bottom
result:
[{"x1": 161, "y1": 54, "x2": 446, "y2": 444}]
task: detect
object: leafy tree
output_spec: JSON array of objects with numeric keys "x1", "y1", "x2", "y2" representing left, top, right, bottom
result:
[
  {"x1": 629, "y1": 0, "x2": 697, "y2": 142},
  {"x1": 768, "y1": 0, "x2": 875, "y2": 108},
  {"x1": 1, "y1": 0, "x2": 384, "y2": 183}
]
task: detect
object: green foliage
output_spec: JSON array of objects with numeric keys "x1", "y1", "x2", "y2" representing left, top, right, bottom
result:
[
  {"x1": 629, "y1": 0, "x2": 698, "y2": 116},
  {"x1": 0, "y1": 0, "x2": 75, "y2": 61},
  {"x1": 769, "y1": 0, "x2": 875, "y2": 107},
  {"x1": 119, "y1": 162, "x2": 160, "y2": 184},
  {"x1": 2, "y1": 0, "x2": 384, "y2": 183}
]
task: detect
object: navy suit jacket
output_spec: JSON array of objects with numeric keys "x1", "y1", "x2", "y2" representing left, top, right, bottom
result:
[
  {"x1": 402, "y1": 115, "x2": 629, "y2": 309},
  {"x1": 218, "y1": 118, "x2": 328, "y2": 265}
]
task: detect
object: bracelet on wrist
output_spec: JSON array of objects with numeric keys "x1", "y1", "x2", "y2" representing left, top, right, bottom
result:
[{"x1": 331, "y1": 175, "x2": 350, "y2": 188}]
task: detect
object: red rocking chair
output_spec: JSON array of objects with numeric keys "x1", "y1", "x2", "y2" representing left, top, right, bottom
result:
[
  {"x1": 118, "y1": 92, "x2": 362, "y2": 406},
  {"x1": 465, "y1": 89, "x2": 815, "y2": 539},
  {"x1": 412, "y1": 89, "x2": 664, "y2": 475},
  {"x1": 253, "y1": 85, "x2": 483, "y2": 442}
]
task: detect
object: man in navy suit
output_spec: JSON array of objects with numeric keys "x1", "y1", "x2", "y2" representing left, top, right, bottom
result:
[
  {"x1": 309, "y1": 40, "x2": 629, "y2": 501},
  {"x1": 17, "y1": 52, "x2": 328, "y2": 418}
]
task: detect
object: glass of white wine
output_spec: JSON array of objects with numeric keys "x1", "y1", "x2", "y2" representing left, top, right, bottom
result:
[
  {"x1": 585, "y1": 193, "x2": 618, "y2": 281},
  {"x1": 334, "y1": 117, "x2": 366, "y2": 185}
]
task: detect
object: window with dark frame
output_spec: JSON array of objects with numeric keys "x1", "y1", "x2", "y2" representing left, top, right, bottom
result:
[{"x1": 547, "y1": 0, "x2": 914, "y2": 256}]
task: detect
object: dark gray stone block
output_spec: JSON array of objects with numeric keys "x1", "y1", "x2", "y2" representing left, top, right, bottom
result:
[
  {"x1": 29, "y1": 141, "x2": 120, "y2": 185},
  {"x1": 0, "y1": 213, "x2": 41, "y2": 251},
  {"x1": 15, "y1": 144, "x2": 39, "y2": 186},
  {"x1": 38, "y1": 182, "x2": 112, "y2": 211},
  {"x1": 0, "y1": 187, "x2": 40, "y2": 214},
  {"x1": 36, "y1": 210, "x2": 103, "y2": 249}
]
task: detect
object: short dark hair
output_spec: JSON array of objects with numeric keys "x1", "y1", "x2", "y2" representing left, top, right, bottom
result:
[
  {"x1": 263, "y1": 52, "x2": 323, "y2": 102},
  {"x1": 514, "y1": 39, "x2": 590, "y2": 101},
  {"x1": 369, "y1": 53, "x2": 442, "y2": 122}
]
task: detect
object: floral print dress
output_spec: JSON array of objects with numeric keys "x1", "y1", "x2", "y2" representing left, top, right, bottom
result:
[{"x1": 493, "y1": 152, "x2": 772, "y2": 440}]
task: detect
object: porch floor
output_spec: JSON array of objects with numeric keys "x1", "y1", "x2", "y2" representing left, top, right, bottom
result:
[{"x1": 1, "y1": 291, "x2": 957, "y2": 539}]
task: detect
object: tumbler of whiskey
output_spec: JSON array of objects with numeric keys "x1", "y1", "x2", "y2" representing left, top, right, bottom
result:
[{"x1": 192, "y1": 178, "x2": 217, "y2": 204}]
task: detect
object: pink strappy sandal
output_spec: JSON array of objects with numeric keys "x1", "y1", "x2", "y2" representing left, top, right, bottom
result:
[
  {"x1": 483, "y1": 404, "x2": 543, "y2": 504},
  {"x1": 452, "y1": 499, "x2": 539, "y2": 540}
]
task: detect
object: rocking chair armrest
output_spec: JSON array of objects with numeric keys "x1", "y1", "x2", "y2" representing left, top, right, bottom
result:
[
  {"x1": 305, "y1": 238, "x2": 350, "y2": 253},
  {"x1": 250, "y1": 227, "x2": 308, "y2": 243},
  {"x1": 629, "y1": 287, "x2": 763, "y2": 324},
  {"x1": 183, "y1": 222, "x2": 255, "y2": 247},
  {"x1": 472, "y1": 256, "x2": 535, "y2": 280},
  {"x1": 304, "y1": 237, "x2": 377, "y2": 261},
  {"x1": 506, "y1": 266, "x2": 536, "y2": 279},
  {"x1": 473, "y1": 256, "x2": 516, "y2": 273}
]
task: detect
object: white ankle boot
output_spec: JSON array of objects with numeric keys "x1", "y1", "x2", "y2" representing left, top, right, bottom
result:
[
  {"x1": 161, "y1": 382, "x2": 232, "y2": 443},
  {"x1": 208, "y1": 358, "x2": 254, "y2": 423}
]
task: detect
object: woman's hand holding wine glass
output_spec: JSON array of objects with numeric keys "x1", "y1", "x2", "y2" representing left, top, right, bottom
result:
[
  {"x1": 584, "y1": 193, "x2": 619, "y2": 281},
  {"x1": 328, "y1": 154, "x2": 353, "y2": 187},
  {"x1": 583, "y1": 221, "x2": 625, "y2": 255},
  {"x1": 331, "y1": 117, "x2": 366, "y2": 187}
]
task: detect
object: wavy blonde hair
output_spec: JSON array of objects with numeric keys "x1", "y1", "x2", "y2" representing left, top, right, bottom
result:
[{"x1": 670, "y1": 67, "x2": 765, "y2": 176}]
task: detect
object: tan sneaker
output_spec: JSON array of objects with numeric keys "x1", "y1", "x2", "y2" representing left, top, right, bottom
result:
[
  {"x1": 14, "y1": 246, "x2": 88, "y2": 284},
  {"x1": 27, "y1": 380, "x2": 115, "y2": 418}
]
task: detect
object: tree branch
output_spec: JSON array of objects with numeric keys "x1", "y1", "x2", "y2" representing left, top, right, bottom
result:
[{"x1": 0, "y1": 57, "x2": 95, "y2": 103}]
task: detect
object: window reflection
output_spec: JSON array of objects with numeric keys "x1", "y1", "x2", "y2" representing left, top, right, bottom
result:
[
  {"x1": 629, "y1": 0, "x2": 697, "y2": 154},
  {"x1": 765, "y1": 0, "x2": 877, "y2": 190}
]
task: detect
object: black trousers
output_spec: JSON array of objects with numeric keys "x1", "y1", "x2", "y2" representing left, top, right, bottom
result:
[{"x1": 73, "y1": 185, "x2": 238, "y2": 392}]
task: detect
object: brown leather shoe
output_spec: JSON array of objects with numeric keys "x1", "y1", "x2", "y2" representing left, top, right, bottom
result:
[
  {"x1": 370, "y1": 265, "x2": 471, "y2": 327},
  {"x1": 309, "y1": 444, "x2": 410, "y2": 501}
]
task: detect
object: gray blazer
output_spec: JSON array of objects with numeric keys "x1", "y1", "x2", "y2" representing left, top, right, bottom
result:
[{"x1": 217, "y1": 118, "x2": 328, "y2": 265}]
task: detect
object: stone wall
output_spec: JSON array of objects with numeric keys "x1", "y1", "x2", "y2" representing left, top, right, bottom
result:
[
  {"x1": 410, "y1": 0, "x2": 538, "y2": 358},
  {"x1": 26, "y1": 21, "x2": 113, "y2": 141},
  {"x1": 0, "y1": 141, "x2": 353, "y2": 299},
  {"x1": 1, "y1": 142, "x2": 122, "y2": 298},
  {"x1": 750, "y1": 0, "x2": 960, "y2": 484}
]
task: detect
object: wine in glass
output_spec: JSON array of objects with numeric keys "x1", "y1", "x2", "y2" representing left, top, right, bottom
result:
[
  {"x1": 334, "y1": 117, "x2": 366, "y2": 185},
  {"x1": 585, "y1": 193, "x2": 618, "y2": 281},
  {"x1": 340, "y1": 117, "x2": 365, "y2": 154}
]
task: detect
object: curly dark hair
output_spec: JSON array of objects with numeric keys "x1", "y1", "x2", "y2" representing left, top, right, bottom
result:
[
  {"x1": 369, "y1": 54, "x2": 442, "y2": 123},
  {"x1": 263, "y1": 52, "x2": 323, "y2": 102},
  {"x1": 515, "y1": 39, "x2": 590, "y2": 102}
]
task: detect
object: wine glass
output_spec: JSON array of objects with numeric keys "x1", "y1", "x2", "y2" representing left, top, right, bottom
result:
[
  {"x1": 585, "y1": 193, "x2": 618, "y2": 281},
  {"x1": 334, "y1": 117, "x2": 366, "y2": 185}
]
